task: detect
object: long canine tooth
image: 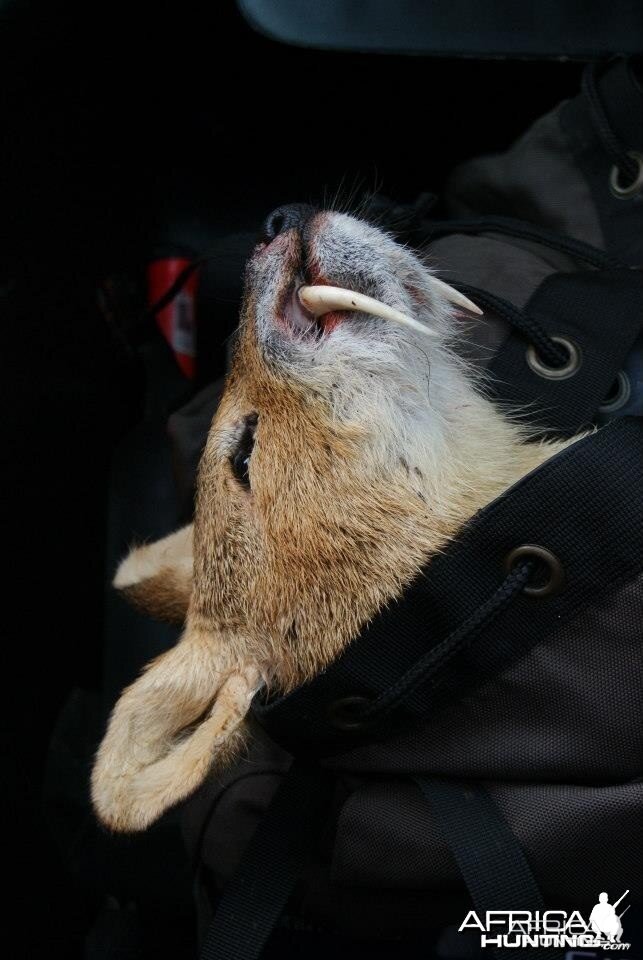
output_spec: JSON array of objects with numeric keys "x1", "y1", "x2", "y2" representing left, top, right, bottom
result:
[
  {"x1": 427, "y1": 276, "x2": 483, "y2": 315},
  {"x1": 298, "y1": 285, "x2": 437, "y2": 338}
]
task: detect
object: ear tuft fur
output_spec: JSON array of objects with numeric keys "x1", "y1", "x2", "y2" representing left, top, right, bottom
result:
[{"x1": 113, "y1": 525, "x2": 193, "y2": 625}]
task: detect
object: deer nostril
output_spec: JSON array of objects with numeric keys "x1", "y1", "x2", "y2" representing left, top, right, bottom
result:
[{"x1": 261, "y1": 203, "x2": 315, "y2": 243}]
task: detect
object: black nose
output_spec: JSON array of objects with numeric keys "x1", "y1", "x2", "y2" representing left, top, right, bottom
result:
[{"x1": 262, "y1": 203, "x2": 314, "y2": 242}]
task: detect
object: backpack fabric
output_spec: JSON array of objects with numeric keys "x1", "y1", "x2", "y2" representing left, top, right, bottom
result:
[{"x1": 180, "y1": 57, "x2": 643, "y2": 958}]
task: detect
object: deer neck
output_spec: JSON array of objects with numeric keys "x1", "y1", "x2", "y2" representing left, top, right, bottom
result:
[{"x1": 398, "y1": 370, "x2": 568, "y2": 546}]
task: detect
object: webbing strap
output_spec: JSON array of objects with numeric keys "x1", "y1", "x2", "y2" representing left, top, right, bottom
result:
[
  {"x1": 416, "y1": 777, "x2": 563, "y2": 960},
  {"x1": 200, "y1": 761, "x2": 331, "y2": 960}
]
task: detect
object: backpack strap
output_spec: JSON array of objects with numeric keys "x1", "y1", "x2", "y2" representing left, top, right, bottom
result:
[
  {"x1": 416, "y1": 777, "x2": 563, "y2": 960},
  {"x1": 199, "y1": 760, "x2": 332, "y2": 960}
]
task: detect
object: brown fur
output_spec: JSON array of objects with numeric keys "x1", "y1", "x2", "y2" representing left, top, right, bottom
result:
[
  {"x1": 112, "y1": 526, "x2": 193, "y2": 624},
  {"x1": 120, "y1": 574, "x2": 190, "y2": 625}
]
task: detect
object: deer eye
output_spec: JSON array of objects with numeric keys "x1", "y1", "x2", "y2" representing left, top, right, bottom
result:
[{"x1": 230, "y1": 415, "x2": 257, "y2": 488}]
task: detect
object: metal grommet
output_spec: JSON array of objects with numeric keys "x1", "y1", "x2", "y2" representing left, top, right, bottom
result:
[
  {"x1": 327, "y1": 696, "x2": 373, "y2": 732},
  {"x1": 609, "y1": 152, "x2": 643, "y2": 199},
  {"x1": 504, "y1": 545, "x2": 566, "y2": 598},
  {"x1": 526, "y1": 336, "x2": 582, "y2": 380},
  {"x1": 599, "y1": 370, "x2": 631, "y2": 413}
]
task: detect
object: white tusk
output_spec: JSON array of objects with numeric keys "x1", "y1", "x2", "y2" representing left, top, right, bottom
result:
[
  {"x1": 298, "y1": 285, "x2": 438, "y2": 338},
  {"x1": 426, "y1": 276, "x2": 483, "y2": 315}
]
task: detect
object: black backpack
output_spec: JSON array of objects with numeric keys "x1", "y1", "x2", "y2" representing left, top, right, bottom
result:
[{"x1": 181, "y1": 58, "x2": 643, "y2": 960}]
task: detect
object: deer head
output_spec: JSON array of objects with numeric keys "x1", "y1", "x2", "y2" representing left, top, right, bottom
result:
[{"x1": 92, "y1": 206, "x2": 561, "y2": 831}]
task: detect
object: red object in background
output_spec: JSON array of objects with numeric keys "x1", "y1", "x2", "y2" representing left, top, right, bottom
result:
[{"x1": 147, "y1": 257, "x2": 199, "y2": 379}]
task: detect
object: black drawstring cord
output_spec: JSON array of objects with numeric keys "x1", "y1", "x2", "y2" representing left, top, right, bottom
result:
[
  {"x1": 582, "y1": 60, "x2": 639, "y2": 188},
  {"x1": 413, "y1": 214, "x2": 627, "y2": 369},
  {"x1": 359, "y1": 560, "x2": 535, "y2": 721},
  {"x1": 419, "y1": 215, "x2": 625, "y2": 271},
  {"x1": 453, "y1": 285, "x2": 570, "y2": 369},
  {"x1": 368, "y1": 209, "x2": 625, "y2": 369}
]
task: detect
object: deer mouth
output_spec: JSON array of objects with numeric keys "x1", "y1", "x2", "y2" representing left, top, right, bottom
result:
[
  {"x1": 267, "y1": 214, "x2": 482, "y2": 344},
  {"x1": 278, "y1": 281, "x2": 439, "y2": 342},
  {"x1": 279, "y1": 284, "x2": 348, "y2": 340}
]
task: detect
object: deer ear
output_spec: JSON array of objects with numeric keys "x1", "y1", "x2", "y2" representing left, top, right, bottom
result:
[
  {"x1": 113, "y1": 525, "x2": 194, "y2": 625},
  {"x1": 91, "y1": 620, "x2": 261, "y2": 832}
]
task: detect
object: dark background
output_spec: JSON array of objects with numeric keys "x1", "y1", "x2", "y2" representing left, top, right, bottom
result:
[{"x1": 1, "y1": 2, "x2": 587, "y2": 956}]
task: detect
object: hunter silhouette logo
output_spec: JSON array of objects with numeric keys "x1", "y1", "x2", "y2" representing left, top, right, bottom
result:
[
  {"x1": 589, "y1": 891, "x2": 629, "y2": 943},
  {"x1": 459, "y1": 890, "x2": 632, "y2": 950}
]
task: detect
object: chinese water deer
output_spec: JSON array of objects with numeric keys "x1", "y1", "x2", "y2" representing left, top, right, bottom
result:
[{"x1": 92, "y1": 205, "x2": 569, "y2": 832}]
